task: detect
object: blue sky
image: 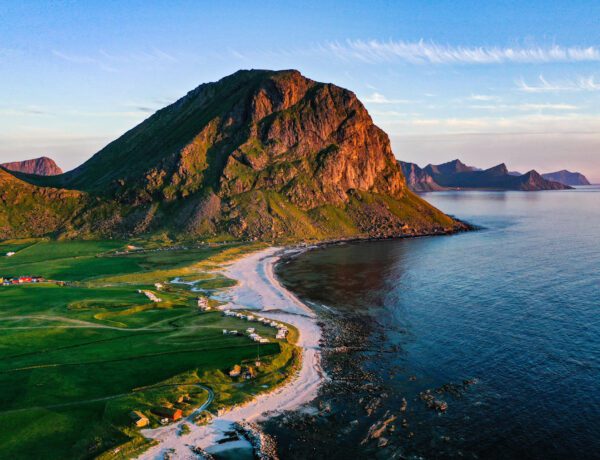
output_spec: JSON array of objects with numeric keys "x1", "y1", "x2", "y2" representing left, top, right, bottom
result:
[{"x1": 2, "y1": 0, "x2": 600, "y2": 181}]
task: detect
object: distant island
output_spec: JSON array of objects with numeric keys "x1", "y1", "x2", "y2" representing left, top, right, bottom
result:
[
  {"x1": 400, "y1": 159, "x2": 580, "y2": 192},
  {"x1": 541, "y1": 170, "x2": 591, "y2": 186}
]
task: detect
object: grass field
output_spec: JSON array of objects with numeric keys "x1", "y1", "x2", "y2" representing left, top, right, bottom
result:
[{"x1": 0, "y1": 239, "x2": 293, "y2": 459}]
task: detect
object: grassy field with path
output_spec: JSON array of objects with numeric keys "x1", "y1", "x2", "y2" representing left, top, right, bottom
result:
[{"x1": 0, "y1": 239, "x2": 295, "y2": 459}]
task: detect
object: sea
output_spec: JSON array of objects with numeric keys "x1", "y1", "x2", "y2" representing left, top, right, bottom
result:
[{"x1": 263, "y1": 187, "x2": 600, "y2": 460}]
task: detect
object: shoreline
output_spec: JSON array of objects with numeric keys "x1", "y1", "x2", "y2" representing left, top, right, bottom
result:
[{"x1": 136, "y1": 246, "x2": 324, "y2": 459}]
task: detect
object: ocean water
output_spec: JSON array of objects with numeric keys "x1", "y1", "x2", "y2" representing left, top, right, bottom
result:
[{"x1": 267, "y1": 187, "x2": 600, "y2": 459}]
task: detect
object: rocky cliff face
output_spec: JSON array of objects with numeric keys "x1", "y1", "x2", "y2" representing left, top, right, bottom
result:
[
  {"x1": 1, "y1": 157, "x2": 63, "y2": 176},
  {"x1": 5, "y1": 70, "x2": 465, "y2": 240}
]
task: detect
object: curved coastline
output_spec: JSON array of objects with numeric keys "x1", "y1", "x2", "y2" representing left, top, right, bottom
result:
[{"x1": 136, "y1": 246, "x2": 324, "y2": 459}]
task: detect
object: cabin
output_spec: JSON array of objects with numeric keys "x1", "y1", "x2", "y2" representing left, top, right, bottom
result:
[
  {"x1": 151, "y1": 407, "x2": 182, "y2": 422},
  {"x1": 129, "y1": 410, "x2": 149, "y2": 428}
]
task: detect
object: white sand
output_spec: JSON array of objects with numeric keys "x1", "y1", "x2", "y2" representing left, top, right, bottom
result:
[{"x1": 137, "y1": 247, "x2": 323, "y2": 459}]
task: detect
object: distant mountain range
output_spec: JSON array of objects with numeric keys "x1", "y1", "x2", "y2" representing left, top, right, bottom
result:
[
  {"x1": 400, "y1": 159, "x2": 578, "y2": 192},
  {"x1": 0, "y1": 69, "x2": 465, "y2": 240},
  {"x1": 1, "y1": 156, "x2": 63, "y2": 176}
]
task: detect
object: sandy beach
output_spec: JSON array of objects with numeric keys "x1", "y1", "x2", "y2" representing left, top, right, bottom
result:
[{"x1": 137, "y1": 247, "x2": 323, "y2": 459}]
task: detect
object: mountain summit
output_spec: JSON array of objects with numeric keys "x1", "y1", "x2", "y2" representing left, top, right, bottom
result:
[
  {"x1": 1, "y1": 70, "x2": 464, "y2": 240},
  {"x1": 1, "y1": 156, "x2": 63, "y2": 176}
]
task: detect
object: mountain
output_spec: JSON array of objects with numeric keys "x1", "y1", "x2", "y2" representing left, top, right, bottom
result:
[
  {"x1": 1, "y1": 156, "x2": 63, "y2": 176},
  {"x1": 424, "y1": 159, "x2": 477, "y2": 176},
  {"x1": 429, "y1": 162, "x2": 571, "y2": 190},
  {"x1": 542, "y1": 170, "x2": 591, "y2": 186},
  {"x1": 1, "y1": 69, "x2": 465, "y2": 240},
  {"x1": 402, "y1": 159, "x2": 572, "y2": 192},
  {"x1": 399, "y1": 161, "x2": 446, "y2": 192}
]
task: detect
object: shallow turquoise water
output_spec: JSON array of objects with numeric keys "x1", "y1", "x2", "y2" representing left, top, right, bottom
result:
[{"x1": 271, "y1": 187, "x2": 600, "y2": 459}]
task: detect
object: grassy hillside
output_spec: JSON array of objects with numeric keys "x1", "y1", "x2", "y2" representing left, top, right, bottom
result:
[{"x1": 0, "y1": 240, "x2": 295, "y2": 459}]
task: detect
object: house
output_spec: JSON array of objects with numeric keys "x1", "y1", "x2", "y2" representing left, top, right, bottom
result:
[
  {"x1": 259, "y1": 338, "x2": 270, "y2": 343},
  {"x1": 246, "y1": 327, "x2": 255, "y2": 334},
  {"x1": 129, "y1": 410, "x2": 149, "y2": 428},
  {"x1": 242, "y1": 366, "x2": 256, "y2": 379},
  {"x1": 151, "y1": 407, "x2": 182, "y2": 421},
  {"x1": 229, "y1": 364, "x2": 242, "y2": 377},
  {"x1": 19, "y1": 276, "x2": 32, "y2": 283},
  {"x1": 6, "y1": 252, "x2": 15, "y2": 257},
  {"x1": 154, "y1": 283, "x2": 163, "y2": 291}
]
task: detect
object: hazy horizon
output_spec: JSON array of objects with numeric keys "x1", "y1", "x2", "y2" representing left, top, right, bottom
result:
[{"x1": 2, "y1": 1, "x2": 600, "y2": 182}]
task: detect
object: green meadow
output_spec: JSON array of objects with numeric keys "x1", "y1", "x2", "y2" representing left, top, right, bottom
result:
[{"x1": 0, "y1": 239, "x2": 295, "y2": 459}]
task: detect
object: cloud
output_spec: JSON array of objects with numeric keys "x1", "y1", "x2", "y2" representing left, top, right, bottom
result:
[
  {"x1": 52, "y1": 50, "x2": 118, "y2": 72},
  {"x1": 362, "y1": 92, "x2": 412, "y2": 104},
  {"x1": 378, "y1": 113, "x2": 600, "y2": 136},
  {"x1": 324, "y1": 40, "x2": 600, "y2": 65},
  {"x1": 517, "y1": 75, "x2": 600, "y2": 92},
  {"x1": 468, "y1": 102, "x2": 578, "y2": 111},
  {"x1": 53, "y1": 48, "x2": 177, "y2": 72},
  {"x1": 468, "y1": 94, "x2": 499, "y2": 101}
]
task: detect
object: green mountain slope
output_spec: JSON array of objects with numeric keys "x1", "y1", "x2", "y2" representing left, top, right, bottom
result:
[{"x1": 3, "y1": 70, "x2": 466, "y2": 241}]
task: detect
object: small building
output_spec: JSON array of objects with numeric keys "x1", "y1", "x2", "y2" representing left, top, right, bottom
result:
[
  {"x1": 154, "y1": 283, "x2": 164, "y2": 291},
  {"x1": 151, "y1": 407, "x2": 182, "y2": 422},
  {"x1": 6, "y1": 252, "x2": 15, "y2": 257},
  {"x1": 228, "y1": 330, "x2": 238, "y2": 335},
  {"x1": 223, "y1": 329, "x2": 228, "y2": 335},
  {"x1": 242, "y1": 366, "x2": 256, "y2": 380},
  {"x1": 176, "y1": 394, "x2": 190, "y2": 404},
  {"x1": 259, "y1": 338, "x2": 270, "y2": 344},
  {"x1": 246, "y1": 327, "x2": 255, "y2": 334},
  {"x1": 129, "y1": 410, "x2": 150, "y2": 428},
  {"x1": 229, "y1": 364, "x2": 242, "y2": 377}
]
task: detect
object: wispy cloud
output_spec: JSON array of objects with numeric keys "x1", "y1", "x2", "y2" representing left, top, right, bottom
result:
[
  {"x1": 52, "y1": 50, "x2": 118, "y2": 72},
  {"x1": 324, "y1": 40, "x2": 600, "y2": 64},
  {"x1": 516, "y1": 75, "x2": 600, "y2": 92},
  {"x1": 468, "y1": 94, "x2": 499, "y2": 101},
  {"x1": 468, "y1": 102, "x2": 578, "y2": 111},
  {"x1": 362, "y1": 92, "x2": 411, "y2": 104},
  {"x1": 53, "y1": 48, "x2": 177, "y2": 72}
]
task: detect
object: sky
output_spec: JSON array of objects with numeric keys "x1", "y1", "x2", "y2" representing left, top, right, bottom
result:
[{"x1": 1, "y1": 0, "x2": 600, "y2": 182}]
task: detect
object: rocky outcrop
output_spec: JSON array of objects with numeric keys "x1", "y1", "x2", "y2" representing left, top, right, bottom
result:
[
  {"x1": 542, "y1": 170, "x2": 591, "y2": 186},
  {"x1": 1, "y1": 156, "x2": 63, "y2": 176}
]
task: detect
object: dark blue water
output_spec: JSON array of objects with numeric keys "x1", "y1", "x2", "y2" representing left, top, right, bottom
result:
[{"x1": 269, "y1": 188, "x2": 600, "y2": 459}]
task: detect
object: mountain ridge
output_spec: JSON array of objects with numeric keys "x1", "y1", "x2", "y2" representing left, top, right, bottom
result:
[
  {"x1": 1, "y1": 156, "x2": 63, "y2": 176},
  {"x1": 401, "y1": 159, "x2": 573, "y2": 192},
  {"x1": 542, "y1": 170, "x2": 591, "y2": 186},
  {"x1": 0, "y1": 69, "x2": 465, "y2": 240}
]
